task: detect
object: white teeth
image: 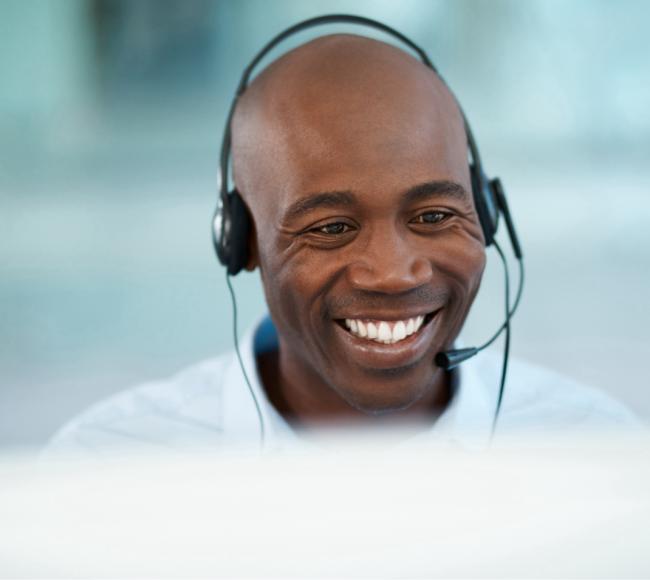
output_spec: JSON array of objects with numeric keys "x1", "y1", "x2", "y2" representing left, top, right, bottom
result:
[
  {"x1": 393, "y1": 320, "x2": 406, "y2": 341},
  {"x1": 343, "y1": 314, "x2": 430, "y2": 344},
  {"x1": 377, "y1": 321, "x2": 391, "y2": 342}
]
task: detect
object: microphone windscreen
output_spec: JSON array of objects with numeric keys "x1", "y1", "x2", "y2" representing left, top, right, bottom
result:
[{"x1": 435, "y1": 347, "x2": 479, "y2": 370}]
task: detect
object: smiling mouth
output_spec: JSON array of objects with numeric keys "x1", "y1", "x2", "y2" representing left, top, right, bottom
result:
[{"x1": 336, "y1": 311, "x2": 439, "y2": 345}]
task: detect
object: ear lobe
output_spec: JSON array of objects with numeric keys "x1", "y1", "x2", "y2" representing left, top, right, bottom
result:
[{"x1": 244, "y1": 221, "x2": 259, "y2": 271}]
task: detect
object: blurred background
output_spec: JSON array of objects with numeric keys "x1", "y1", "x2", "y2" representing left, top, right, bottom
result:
[{"x1": 1, "y1": 0, "x2": 649, "y2": 450}]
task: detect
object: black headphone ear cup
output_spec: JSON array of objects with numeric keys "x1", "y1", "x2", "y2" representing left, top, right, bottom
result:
[
  {"x1": 225, "y1": 189, "x2": 252, "y2": 276},
  {"x1": 470, "y1": 164, "x2": 499, "y2": 246}
]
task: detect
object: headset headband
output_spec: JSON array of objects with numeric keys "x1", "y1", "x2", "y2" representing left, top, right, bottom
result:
[{"x1": 218, "y1": 14, "x2": 485, "y2": 203}]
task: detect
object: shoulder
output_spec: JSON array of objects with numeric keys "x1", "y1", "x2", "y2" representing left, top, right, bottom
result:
[
  {"x1": 477, "y1": 353, "x2": 643, "y2": 431},
  {"x1": 44, "y1": 354, "x2": 236, "y2": 457}
]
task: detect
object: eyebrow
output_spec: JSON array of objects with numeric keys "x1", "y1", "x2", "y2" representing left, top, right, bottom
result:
[
  {"x1": 402, "y1": 180, "x2": 470, "y2": 204},
  {"x1": 282, "y1": 180, "x2": 469, "y2": 223},
  {"x1": 283, "y1": 190, "x2": 356, "y2": 223}
]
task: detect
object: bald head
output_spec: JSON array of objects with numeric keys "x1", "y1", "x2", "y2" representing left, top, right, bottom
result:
[{"x1": 231, "y1": 34, "x2": 468, "y2": 206}]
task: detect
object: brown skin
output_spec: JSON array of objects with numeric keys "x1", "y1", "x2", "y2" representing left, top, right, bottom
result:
[{"x1": 231, "y1": 35, "x2": 486, "y2": 430}]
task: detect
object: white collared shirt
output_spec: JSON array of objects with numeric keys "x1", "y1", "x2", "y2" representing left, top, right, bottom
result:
[{"x1": 45, "y1": 316, "x2": 641, "y2": 457}]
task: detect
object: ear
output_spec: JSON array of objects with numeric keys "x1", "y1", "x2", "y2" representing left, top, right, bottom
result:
[{"x1": 244, "y1": 219, "x2": 259, "y2": 271}]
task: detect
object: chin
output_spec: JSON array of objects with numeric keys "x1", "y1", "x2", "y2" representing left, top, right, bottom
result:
[{"x1": 334, "y1": 374, "x2": 431, "y2": 417}]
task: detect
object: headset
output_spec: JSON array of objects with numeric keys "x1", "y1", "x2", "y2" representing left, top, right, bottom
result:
[{"x1": 212, "y1": 14, "x2": 524, "y2": 445}]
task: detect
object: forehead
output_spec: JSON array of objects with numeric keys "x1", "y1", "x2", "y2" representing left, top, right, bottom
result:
[{"x1": 232, "y1": 34, "x2": 469, "y2": 210}]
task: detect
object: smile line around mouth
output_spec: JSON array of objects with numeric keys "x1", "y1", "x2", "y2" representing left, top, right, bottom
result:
[{"x1": 337, "y1": 311, "x2": 438, "y2": 345}]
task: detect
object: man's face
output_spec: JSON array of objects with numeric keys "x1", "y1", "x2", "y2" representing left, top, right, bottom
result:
[{"x1": 233, "y1": 36, "x2": 486, "y2": 415}]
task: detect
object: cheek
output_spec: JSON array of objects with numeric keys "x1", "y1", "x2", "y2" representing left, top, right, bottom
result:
[
  {"x1": 427, "y1": 235, "x2": 486, "y2": 343},
  {"x1": 434, "y1": 234, "x2": 487, "y2": 297},
  {"x1": 257, "y1": 238, "x2": 339, "y2": 334}
]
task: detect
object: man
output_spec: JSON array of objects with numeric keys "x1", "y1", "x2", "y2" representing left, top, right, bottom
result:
[{"x1": 47, "y1": 31, "x2": 638, "y2": 456}]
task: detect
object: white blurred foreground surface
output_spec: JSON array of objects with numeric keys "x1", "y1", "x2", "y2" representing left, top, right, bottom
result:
[{"x1": 1, "y1": 434, "x2": 649, "y2": 578}]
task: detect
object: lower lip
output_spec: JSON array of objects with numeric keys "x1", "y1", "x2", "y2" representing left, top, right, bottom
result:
[{"x1": 332, "y1": 311, "x2": 441, "y2": 370}]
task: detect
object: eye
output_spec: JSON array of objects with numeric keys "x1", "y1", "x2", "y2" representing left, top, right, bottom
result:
[
  {"x1": 300, "y1": 219, "x2": 357, "y2": 248},
  {"x1": 412, "y1": 211, "x2": 450, "y2": 225},
  {"x1": 313, "y1": 222, "x2": 353, "y2": 235}
]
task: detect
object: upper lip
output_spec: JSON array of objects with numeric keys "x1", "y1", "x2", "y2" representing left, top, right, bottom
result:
[{"x1": 333, "y1": 308, "x2": 441, "y2": 321}]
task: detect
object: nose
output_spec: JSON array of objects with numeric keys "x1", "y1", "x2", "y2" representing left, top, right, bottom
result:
[{"x1": 347, "y1": 226, "x2": 434, "y2": 294}]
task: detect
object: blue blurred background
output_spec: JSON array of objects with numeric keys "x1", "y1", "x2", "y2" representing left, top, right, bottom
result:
[{"x1": 2, "y1": 0, "x2": 649, "y2": 449}]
